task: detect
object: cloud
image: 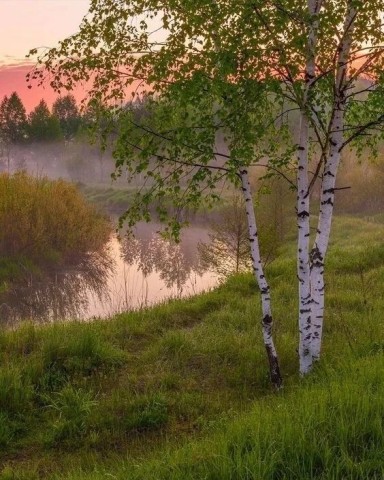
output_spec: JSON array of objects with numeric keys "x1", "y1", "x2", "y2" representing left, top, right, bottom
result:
[{"x1": 0, "y1": 60, "x2": 33, "y2": 70}]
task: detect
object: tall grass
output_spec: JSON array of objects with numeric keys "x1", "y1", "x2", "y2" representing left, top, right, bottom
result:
[
  {"x1": 0, "y1": 215, "x2": 384, "y2": 479},
  {"x1": 99, "y1": 358, "x2": 384, "y2": 480}
]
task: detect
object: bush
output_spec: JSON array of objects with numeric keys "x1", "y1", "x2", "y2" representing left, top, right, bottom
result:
[{"x1": 0, "y1": 172, "x2": 110, "y2": 285}]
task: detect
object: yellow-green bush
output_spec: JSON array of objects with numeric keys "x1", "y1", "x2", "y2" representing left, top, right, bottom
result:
[{"x1": 0, "y1": 172, "x2": 110, "y2": 283}]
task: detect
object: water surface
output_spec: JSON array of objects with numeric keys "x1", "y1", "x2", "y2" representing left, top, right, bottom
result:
[{"x1": 0, "y1": 223, "x2": 218, "y2": 324}]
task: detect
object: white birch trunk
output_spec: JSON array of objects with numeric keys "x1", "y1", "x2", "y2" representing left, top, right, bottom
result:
[
  {"x1": 211, "y1": 19, "x2": 281, "y2": 387},
  {"x1": 240, "y1": 169, "x2": 282, "y2": 388},
  {"x1": 297, "y1": 115, "x2": 313, "y2": 374},
  {"x1": 310, "y1": 5, "x2": 357, "y2": 360},
  {"x1": 296, "y1": 0, "x2": 323, "y2": 374}
]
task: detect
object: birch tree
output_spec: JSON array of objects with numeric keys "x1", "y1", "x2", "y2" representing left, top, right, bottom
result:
[
  {"x1": 29, "y1": 0, "x2": 384, "y2": 378},
  {"x1": 30, "y1": 0, "x2": 295, "y2": 388},
  {"x1": 256, "y1": 0, "x2": 384, "y2": 372},
  {"x1": 113, "y1": 82, "x2": 287, "y2": 389}
]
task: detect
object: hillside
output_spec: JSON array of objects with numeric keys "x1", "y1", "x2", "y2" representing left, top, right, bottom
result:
[{"x1": 1, "y1": 215, "x2": 384, "y2": 479}]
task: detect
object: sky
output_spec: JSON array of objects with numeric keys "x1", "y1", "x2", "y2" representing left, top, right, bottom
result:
[{"x1": 0, "y1": 0, "x2": 91, "y2": 111}]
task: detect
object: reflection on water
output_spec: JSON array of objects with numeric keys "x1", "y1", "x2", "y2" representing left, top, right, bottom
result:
[
  {"x1": 87, "y1": 226, "x2": 218, "y2": 318},
  {"x1": 122, "y1": 235, "x2": 204, "y2": 291},
  {"x1": 1, "y1": 224, "x2": 218, "y2": 324},
  {"x1": 0, "y1": 250, "x2": 113, "y2": 324}
]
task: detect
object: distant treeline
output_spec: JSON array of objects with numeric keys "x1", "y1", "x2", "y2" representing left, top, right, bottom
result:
[
  {"x1": 0, "y1": 92, "x2": 118, "y2": 183},
  {"x1": 0, "y1": 92, "x2": 89, "y2": 144}
]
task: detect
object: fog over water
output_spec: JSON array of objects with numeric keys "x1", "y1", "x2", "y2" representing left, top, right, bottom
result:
[
  {"x1": 6, "y1": 133, "x2": 384, "y2": 324},
  {"x1": 0, "y1": 144, "x2": 219, "y2": 324}
]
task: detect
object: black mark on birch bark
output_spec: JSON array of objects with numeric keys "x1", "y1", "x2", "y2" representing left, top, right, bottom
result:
[
  {"x1": 298, "y1": 210, "x2": 310, "y2": 218},
  {"x1": 265, "y1": 344, "x2": 282, "y2": 389}
]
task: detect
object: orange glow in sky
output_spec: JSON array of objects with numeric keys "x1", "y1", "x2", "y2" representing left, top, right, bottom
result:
[{"x1": 0, "y1": 0, "x2": 90, "y2": 111}]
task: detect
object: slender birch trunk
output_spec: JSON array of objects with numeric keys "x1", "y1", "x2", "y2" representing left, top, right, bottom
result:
[
  {"x1": 240, "y1": 169, "x2": 282, "y2": 388},
  {"x1": 297, "y1": 114, "x2": 313, "y2": 374},
  {"x1": 310, "y1": 5, "x2": 356, "y2": 360},
  {"x1": 212, "y1": 1, "x2": 282, "y2": 386},
  {"x1": 296, "y1": 0, "x2": 322, "y2": 374}
]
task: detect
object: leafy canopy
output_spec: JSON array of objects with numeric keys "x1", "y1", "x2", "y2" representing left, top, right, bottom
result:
[{"x1": 30, "y1": 1, "x2": 384, "y2": 232}]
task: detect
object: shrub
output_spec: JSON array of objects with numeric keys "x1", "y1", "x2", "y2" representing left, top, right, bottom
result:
[{"x1": 0, "y1": 172, "x2": 110, "y2": 286}]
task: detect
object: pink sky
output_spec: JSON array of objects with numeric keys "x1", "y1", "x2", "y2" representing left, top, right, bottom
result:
[{"x1": 0, "y1": 0, "x2": 90, "y2": 111}]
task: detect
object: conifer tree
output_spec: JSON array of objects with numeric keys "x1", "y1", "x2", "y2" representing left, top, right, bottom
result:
[{"x1": 28, "y1": 100, "x2": 62, "y2": 142}]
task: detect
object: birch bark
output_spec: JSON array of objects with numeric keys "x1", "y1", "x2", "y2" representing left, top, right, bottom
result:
[
  {"x1": 310, "y1": 4, "x2": 357, "y2": 360},
  {"x1": 211, "y1": 9, "x2": 282, "y2": 386},
  {"x1": 297, "y1": 113, "x2": 312, "y2": 374},
  {"x1": 296, "y1": 0, "x2": 322, "y2": 374},
  {"x1": 240, "y1": 169, "x2": 282, "y2": 388}
]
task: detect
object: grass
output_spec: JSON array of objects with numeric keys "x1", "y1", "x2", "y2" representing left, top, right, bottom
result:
[
  {"x1": 77, "y1": 183, "x2": 138, "y2": 215},
  {"x1": 0, "y1": 215, "x2": 384, "y2": 479},
  {"x1": 78, "y1": 182, "x2": 237, "y2": 224}
]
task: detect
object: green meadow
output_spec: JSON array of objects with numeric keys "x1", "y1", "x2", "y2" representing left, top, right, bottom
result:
[{"x1": 0, "y1": 215, "x2": 383, "y2": 480}]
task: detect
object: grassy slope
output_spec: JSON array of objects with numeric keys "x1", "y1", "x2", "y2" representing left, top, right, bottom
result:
[{"x1": 1, "y1": 215, "x2": 384, "y2": 479}]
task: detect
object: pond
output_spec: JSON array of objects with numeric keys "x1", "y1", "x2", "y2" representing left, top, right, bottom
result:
[{"x1": 0, "y1": 222, "x2": 218, "y2": 324}]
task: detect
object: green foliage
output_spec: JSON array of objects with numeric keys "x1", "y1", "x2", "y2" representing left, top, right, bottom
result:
[
  {"x1": 335, "y1": 151, "x2": 384, "y2": 215},
  {"x1": 0, "y1": 216, "x2": 383, "y2": 476},
  {"x1": 28, "y1": 99, "x2": 62, "y2": 142},
  {"x1": 17, "y1": 0, "x2": 384, "y2": 475},
  {"x1": 40, "y1": 325, "x2": 126, "y2": 378},
  {"x1": 0, "y1": 172, "x2": 110, "y2": 286},
  {"x1": 198, "y1": 195, "x2": 253, "y2": 278},
  {"x1": 79, "y1": 184, "x2": 138, "y2": 215},
  {"x1": 346, "y1": 78, "x2": 384, "y2": 157},
  {"x1": 121, "y1": 359, "x2": 384, "y2": 480},
  {"x1": 29, "y1": 1, "x2": 384, "y2": 258},
  {"x1": 118, "y1": 394, "x2": 169, "y2": 432},
  {"x1": 112, "y1": 81, "x2": 290, "y2": 238},
  {"x1": 199, "y1": 183, "x2": 293, "y2": 278},
  {"x1": 0, "y1": 466, "x2": 39, "y2": 480},
  {"x1": 45, "y1": 386, "x2": 98, "y2": 444},
  {"x1": 0, "y1": 414, "x2": 14, "y2": 448},
  {"x1": 0, "y1": 366, "x2": 33, "y2": 415},
  {"x1": 52, "y1": 95, "x2": 81, "y2": 140},
  {"x1": 31, "y1": 1, "x2": 294, "y2": 239}
]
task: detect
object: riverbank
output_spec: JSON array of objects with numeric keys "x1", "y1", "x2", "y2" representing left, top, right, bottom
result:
[
  {"x1": 78, "y1": 182, "x2": 242, "y2": 224},
  {"x1": 1, "y1": 215, "x2": 384, "y2": 479}
]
